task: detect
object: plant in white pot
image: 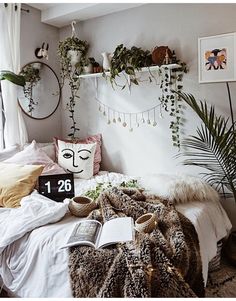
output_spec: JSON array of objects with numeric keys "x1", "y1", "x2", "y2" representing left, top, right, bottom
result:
[{"x1": 57, "y1": 36, "x2": 89, "y2": 138}]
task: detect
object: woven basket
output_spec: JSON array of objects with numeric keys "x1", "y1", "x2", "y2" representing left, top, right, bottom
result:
[
  {"x1": 68, "y1": 196, "x2": 97, "y2": 217},
  {"x1": 209, "y1": 240, "x2": 223, "y2": 272},
  {"x1": 135, "y1": 213, "x2": 157, "y2": 234}
]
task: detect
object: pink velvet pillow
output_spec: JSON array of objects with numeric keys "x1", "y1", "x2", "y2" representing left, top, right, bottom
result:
[
  {"x1": 54, "y1": 134, "x2": 102, "y2": 175},
  {"x1": 4, "y1": 140, "x2": 66, "y2": 176}
]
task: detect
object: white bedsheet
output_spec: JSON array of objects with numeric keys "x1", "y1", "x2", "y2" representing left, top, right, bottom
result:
[{"x1": 0, "y1": 172, "x2": 232, "y2": 297}]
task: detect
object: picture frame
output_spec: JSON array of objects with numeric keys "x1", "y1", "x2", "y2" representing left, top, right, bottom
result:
[{"x1": 198, "y1": 32, "x2": 236, "y2": 83}]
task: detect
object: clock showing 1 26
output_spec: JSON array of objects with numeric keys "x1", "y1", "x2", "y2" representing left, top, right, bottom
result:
[{"x1": 38, "y1": 173, "x2": 75, "y2": 202}]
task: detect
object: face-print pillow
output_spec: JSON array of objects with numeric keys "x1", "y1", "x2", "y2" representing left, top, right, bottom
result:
[{"x1": 57, "y1": 140, "x2": 96, "y2": 179}]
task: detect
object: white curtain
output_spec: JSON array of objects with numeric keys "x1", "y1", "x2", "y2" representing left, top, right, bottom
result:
[
  {"x1": 0, "y1": 3, "x2": 28, "y2": 150},
  {"x1": 0, "y1": 89, "x2": 3, "y2": 149}
]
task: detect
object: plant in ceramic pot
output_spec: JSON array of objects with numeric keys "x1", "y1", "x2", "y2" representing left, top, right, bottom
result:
[
  {"x1": 108, "y1": 44, "x2": 152, "y2": 89},
  {"x1": 82, "y1": 57, "x2": 96, "y2": 74},
  {"x1": 57, "y1": 36, "x2": 89, "y2": 138},
  {"x1": 58, "y1": 36, "x2": 89, "y2": 69}
]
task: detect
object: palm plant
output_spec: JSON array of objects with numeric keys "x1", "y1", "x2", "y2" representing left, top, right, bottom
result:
[
  {"x1": 176, "y1": 91, "x2": 236, "y2": 201},
  {"x1": 0, "y1": 70, "x2": 25, "y2": 86}
]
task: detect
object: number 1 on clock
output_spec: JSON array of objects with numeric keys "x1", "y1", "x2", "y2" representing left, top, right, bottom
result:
[{"x1": 45, "y1": 181, "x2": 51, "y2": 193}]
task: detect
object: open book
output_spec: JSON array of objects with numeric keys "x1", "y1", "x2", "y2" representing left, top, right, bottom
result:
[{"x1": 62, "y1": 217, "x2": 134, "y2": 249}]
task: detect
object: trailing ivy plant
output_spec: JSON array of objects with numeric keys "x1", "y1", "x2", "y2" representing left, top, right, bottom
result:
[
  {"x1": 107, "y1": 44, "x2": 152, "y2": 89},
  {"x1": 20, "y1": 65, "x2": 41, "y2": 114},
  {"x1": 57, "y1": 36, "x2": 89, "y2": 138},
  {"x1": 159, "y1": 61, "x2": 188, "y2": 148}
]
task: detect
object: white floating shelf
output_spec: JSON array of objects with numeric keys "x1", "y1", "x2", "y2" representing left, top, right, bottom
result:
[{"x1": 79, "y1": 64, "x2": 181, "y2": 79}]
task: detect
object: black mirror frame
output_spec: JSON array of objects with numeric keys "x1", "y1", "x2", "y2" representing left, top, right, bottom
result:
[{"x1": 18, "y1": 61, "x2": 61, "y2": 120}]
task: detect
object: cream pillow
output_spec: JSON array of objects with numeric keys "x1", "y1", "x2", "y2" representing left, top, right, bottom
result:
[
  {"x1": 57, "y1": 140, "x2": 96, "y2": 179},
  {"x1": 0, "y1": 162, "x2": 43, "y2": 208},
  {"x1": 5, "y1": 140, "x2": 65, "y2": 176}
]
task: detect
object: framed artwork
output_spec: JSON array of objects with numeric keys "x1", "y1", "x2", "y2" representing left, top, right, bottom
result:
[{"x1": 198, "y1": 32, "x2": 236, "y2": 83}]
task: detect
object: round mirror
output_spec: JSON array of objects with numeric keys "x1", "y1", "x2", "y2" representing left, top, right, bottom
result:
[{"x1": 18, "y1": 61, "x2": 61, "y2": 119}]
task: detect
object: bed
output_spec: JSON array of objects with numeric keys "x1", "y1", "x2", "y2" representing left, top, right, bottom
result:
[{"x1": 0, "y1": 171, "x2": 232, "y2": 298}]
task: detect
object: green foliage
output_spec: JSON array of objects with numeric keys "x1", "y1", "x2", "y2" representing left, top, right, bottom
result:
[
  {"x1": 57, "y1": 36, "x2": 89, "y2": 138},
  {"x1": 109, "y1": 44, "x2": 152, "y2": 89},
  {"x1": 160, "y1": 62, "x2": 188, "y2": 149},
  {"x1": 20, "y1": 65, "x2": 40, "y2": 85},
  {"x1": 176, "y1": 91, "x2": 236, "y2": 200},
  {"x1": 106, "y1": 44, "x2": 188, "y2": 149},
  {"x1": 0, "y1": 70, "x2": 25, "y2": 87},
  {"x1": 84, "y1": 179, "x2": 140, "y2": 201},
  {"x1": 20, "y1": 65, "x2": 41, "y2": 114}
]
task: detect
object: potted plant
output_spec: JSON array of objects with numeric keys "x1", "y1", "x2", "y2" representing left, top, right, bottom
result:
[
  {"x1": 108, "y1": 44, "x2": 152, "y2": 88},
  {"x1": 57, "y1": 36, "x2": 89, "y2": 138},
  {"x1": 58, "y1": 36, "x2": 89, "y2": 69},
  {"x1": 82, "y1": 57, "x2": 96, "y2": 74},
  {"x1": 176, "y1": 91, "x2": 236, "y2": 265}
]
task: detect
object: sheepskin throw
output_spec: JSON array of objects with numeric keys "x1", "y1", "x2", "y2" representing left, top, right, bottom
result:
[
  {"x1": 140, "y1": 173, "x2": 219, "y2": 204},
  {"x1": 69, "y1": 187, "x2": 204, "y2": 297}
]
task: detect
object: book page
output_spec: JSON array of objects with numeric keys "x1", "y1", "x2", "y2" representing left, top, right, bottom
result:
[
  {"x1": 64, "y1": 220, "x2": 102, "y2": 248},
  {"x1": 97, "y1": 217, "x2": 134, "y2": 249}
]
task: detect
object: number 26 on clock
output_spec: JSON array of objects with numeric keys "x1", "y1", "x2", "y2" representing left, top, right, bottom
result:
[{"x1": 44, "y1": 179, "x2": 72, "y2": 193}]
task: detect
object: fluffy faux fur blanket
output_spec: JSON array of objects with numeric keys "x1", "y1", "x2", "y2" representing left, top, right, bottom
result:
[{"x1": 69, "y1": 187, "x2": 204, "y2": 298}]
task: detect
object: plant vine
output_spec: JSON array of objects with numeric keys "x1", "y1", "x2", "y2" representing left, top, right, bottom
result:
[
  {"x1": 159, "y1": 61, "x2": 188, "y2": 148},
  {"x1": 57, "y1": 36, "x2": 89, "y2": 138},
  {"x1": 20, "y1": 65, "x2": 41, "y2": 114},
  {"x1": 104, "y1": 43, "x2": 189, "y2": 148}
]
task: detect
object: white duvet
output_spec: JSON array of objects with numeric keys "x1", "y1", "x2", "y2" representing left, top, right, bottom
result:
[{"x1": 0, "y1": 172, "x2": 232, "y2": 297}]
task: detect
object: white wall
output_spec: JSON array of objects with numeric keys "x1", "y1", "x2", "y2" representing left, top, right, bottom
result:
[
  {"x1": 20, "y1": 5, "x2": 62, "y2": 142},
  {"x1": 59, "y1": 3, "x2": 236, "y2": 228},
  {"x1": 59, "y1": 3, "x2": 236, "y2": 177}
]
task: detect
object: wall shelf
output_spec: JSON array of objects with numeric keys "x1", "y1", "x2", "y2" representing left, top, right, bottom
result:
[{"x1": 78, "y1": 64, "x2": 181, "y2": 79}]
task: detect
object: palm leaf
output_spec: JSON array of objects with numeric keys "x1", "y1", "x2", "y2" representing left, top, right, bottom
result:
[
  {"x1": 0, "y1": 70, "x2": 25, "y2": 87},
  {"x1": 175, "y1": 91, "x2": 236, "y2": 200}
]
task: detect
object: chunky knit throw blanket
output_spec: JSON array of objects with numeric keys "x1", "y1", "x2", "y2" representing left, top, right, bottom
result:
[{"x1": 69, "y1": 187, "x2": 205, "y2": 297}]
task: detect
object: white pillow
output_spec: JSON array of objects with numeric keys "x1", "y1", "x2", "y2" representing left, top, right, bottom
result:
[
  {"x1": 57, "y1": 140, "x2": 96, "y2": 179},
  {"x1": 24, "y1": 142, "x2": 56, "y2": 161},
  {"x1": 0, "y1": 144, "x2": 21, "y2": 161},
  {"x1": 140, "y1": 173, "x2": 219, "y2": 204},
  {"x1": 5, "y1": 141, "x2": 65, "y2": 176}
]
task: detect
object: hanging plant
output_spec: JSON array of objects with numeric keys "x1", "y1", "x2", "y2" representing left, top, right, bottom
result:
[
  {"x1": 57, "y1": 36, "x2": 89, "y2": 138},
  {"x1": 159, "y1": 61, "x2": 188, "y2": 148}
]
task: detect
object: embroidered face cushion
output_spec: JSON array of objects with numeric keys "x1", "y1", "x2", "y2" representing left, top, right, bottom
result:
[
  {"x1": 57, "y1": 140, "x2": 96, "y2": 179},
  {"x1": 54, "y1": 134, "x2": 102, "y2": 175}
]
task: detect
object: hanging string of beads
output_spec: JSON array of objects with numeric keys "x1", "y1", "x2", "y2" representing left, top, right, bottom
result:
[{"x1": 95, "y1": 97, "x2": 159, "y2": 132}]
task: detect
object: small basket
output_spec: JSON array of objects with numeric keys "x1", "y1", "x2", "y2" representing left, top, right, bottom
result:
[
  {"x1": 68, "y1": 196, "x2": 97, "y2": 217},
  {"x1": 135, "y1": 213, "x2": 157, "y2": 234},
  {"x1": 209, "y1": 240, "x2": 223, "y2": 272}
]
